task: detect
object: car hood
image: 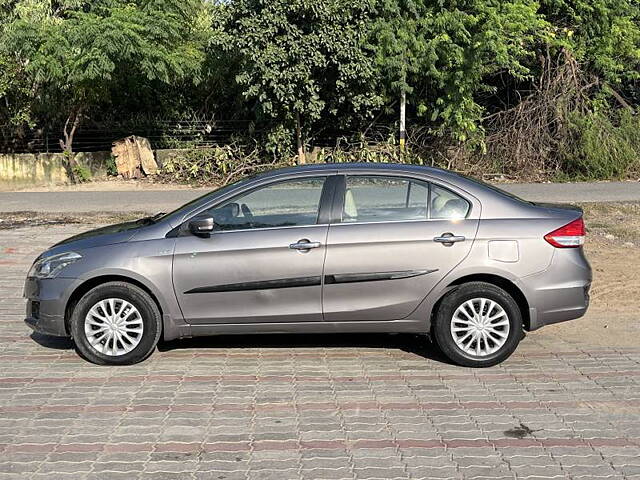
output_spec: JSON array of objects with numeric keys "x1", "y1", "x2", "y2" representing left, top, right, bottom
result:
[{"x1": 47, "y1": 220, "x2": 146, "y2": 254}]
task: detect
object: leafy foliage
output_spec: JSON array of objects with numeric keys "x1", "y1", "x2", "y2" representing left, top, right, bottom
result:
[
  {"x1": 71, "y1": 163, "x2": 92, "y2": 182},
  {"x1": 105, "y1": 154, "x2": 118, "y2": 176},
  {"x1": 1, "y1": 0, "x2": 639, "y2": 181},
  {"x1": 158, "y1": 144, "x2": 292, "y2": 185},
  {"x1": 0, "y1": 0, "x2": 206, "y2": 154},
  {"x1": 540, "y1": 0, "x2": 640, "y2": 85},
  {"x1": 564, "y1": 107, "x2": 640, "y2": 179},
  {"x1": 227, "y1": 0, "x2": 382, "y2": 156},
  {"x1": 371, "y1": 0, "x2": 548, "y2": 141}
]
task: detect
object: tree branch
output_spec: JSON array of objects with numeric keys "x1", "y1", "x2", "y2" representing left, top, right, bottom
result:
[{"x1": 605, "y1": 83, "x2": 635, "y2": 112}]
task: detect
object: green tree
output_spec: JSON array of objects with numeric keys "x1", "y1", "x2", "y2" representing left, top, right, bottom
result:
[
  {"x1": 540, "y1": 0, "x2": 640, "y2": 106},
  {"x1": 371, "y1": 0, "x2": 547, "y2": 143},
  {"x1": 1, "y1": 0, "x2": 206, "y2": 166},
  {"x1": 0, "y1": 0, "x2": 60, "y2": 135},
  {"x1": 228, "y1": 0, "x2": 381, "y2": 163},
  {"x1": 541, "y1": 0, "x2": 640, "y2": 83}
]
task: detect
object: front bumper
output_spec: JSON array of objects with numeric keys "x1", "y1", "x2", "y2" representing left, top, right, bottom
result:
[{"x1": 23, "y1": 277, "x2": 76, "y2": 337}]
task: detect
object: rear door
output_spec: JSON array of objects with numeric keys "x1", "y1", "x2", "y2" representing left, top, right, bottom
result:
[
  {"x1": 322, "y1": 174, "x2": 479, "y2": 322},
  {"x1": 172, "y1": 175, "x2": 335, "y2": 325}
]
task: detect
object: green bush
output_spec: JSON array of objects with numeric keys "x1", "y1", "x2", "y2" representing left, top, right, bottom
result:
[
  {"x1": 105, "y1": 155, "x2": 118, "y2": 176},
  {"x1": 315, "y1": 142, "x2": 426, "y2": 165},
  {"x1": 158, "y1": 145, "x2": 293, "y2": 185},
  {"x1": 563, "y1": 108, "x2": 640, "y2": 179},
  {"x1": 72, "y1": 164, "x2": 92, "y2": 183}
]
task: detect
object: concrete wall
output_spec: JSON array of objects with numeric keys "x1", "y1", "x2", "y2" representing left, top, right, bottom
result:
[
  {"x1": 0, "y1": 149, "x2": 190, "y2": 187},
  {"x1": 0, "y1": 151, "x2": 111, "y2": 187}
]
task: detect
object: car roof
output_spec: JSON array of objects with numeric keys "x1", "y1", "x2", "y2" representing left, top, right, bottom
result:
[
  {"x1": 257, "y1": 162, "x2": 496, "y2": 197},
  {"x1": 258, "y1": 162, "x2": 464, "y2": 183}
]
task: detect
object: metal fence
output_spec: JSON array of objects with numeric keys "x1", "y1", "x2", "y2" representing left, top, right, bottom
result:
[
  {"x1": 0, "y1": 118, "x2": 394, "y2": 154},
  {"x1": 0, "y1": 119, "x2": 266, "y2": 153}
]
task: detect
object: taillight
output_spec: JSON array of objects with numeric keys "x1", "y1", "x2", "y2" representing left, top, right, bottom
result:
[{"x1": 544, "y1": 217, "x2": 585, "y2": 248}]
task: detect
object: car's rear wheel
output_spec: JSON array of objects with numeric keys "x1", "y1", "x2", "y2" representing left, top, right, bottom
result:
[
  {"x1": 70, "y1": 282, "x2": 162, "y2": 365},
  {"x1": 432, "y1": 282, "x2": 522, "y2": 367}
]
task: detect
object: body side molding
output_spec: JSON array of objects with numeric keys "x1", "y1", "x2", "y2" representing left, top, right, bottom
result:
[
  {"x1": 185, "y1": 269, "x2": 438, "y2": 294},
  {"x1": 184, "y1": 276, "x2": 322, "y2": 294},
  {"x1": 324, "y1": 269, "x2": 438, "y2": 285}
]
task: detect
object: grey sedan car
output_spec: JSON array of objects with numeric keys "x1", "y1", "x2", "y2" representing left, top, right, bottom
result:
[{"x1": 24, "y1": 163, "x2": 591, "y2": 366}]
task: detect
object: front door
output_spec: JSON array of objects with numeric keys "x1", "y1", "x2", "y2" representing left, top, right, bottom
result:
[
  {"x1": 173, "y1": 176, "x2": 331, "y2": 324},
  {"x1": 323, "y1": 175, "x2": 479, "y2": 322}
]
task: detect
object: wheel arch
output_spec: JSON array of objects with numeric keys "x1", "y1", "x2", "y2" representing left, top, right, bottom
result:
[
  {"x1": 64, "y1": 275, "x2": 165, "y2": 337},
  {"x1": 440, "y1": 273, "x2": 531, "y2": 331}
]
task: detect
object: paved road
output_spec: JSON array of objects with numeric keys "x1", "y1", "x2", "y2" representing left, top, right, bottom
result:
[
  {"x1": 1, "y1": 225, "x2": 640, "y2": 479},
  {"x1": 0, "y1": 181, "x2": 639, "y2": 214}
]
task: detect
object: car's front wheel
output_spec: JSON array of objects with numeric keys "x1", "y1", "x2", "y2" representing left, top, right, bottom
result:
[
  {"x1": 432, "y1": 282, "x2": 523, "y2": 367},
  {"x1": 70, "y1": 282, "x2": 162, "y2": 365}
]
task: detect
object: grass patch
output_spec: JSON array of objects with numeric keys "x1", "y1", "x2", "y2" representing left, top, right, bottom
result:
[
  {"x1": 0, "y1": 211, "x2": 144, "y2": 230},
  {"x1": 579, "y1": 202, "x2": 640, "y2": 245}
]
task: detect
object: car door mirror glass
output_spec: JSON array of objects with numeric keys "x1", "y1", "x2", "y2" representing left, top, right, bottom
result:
[{"x1": 188, "y1": 215, "x2": 215, "y2": 237}]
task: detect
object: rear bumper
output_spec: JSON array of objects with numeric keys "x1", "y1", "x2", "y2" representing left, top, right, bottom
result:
[
  {"x1": 23, "y1": 277, "x2": 76, "y2": 338},
  {"x1": 522, "y1": 248, "x2": 591, "y2": 331}
]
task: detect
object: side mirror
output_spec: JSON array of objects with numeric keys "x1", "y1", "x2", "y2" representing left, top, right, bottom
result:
[{"x1": 188, "y1": 215, "x2": 215, "y2": 237}]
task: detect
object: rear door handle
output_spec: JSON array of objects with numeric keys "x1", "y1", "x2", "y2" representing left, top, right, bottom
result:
[
  {"x1": 434, "y1": 233, "x2": 465, "y2": 245},
  {"x1": 289, "y1": 240, "x2": 321, "y2": 250}
]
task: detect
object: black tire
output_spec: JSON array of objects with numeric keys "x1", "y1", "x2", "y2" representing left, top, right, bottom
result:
[
  {"x1": 70, "y1": 281, "x2": 162, "y2": 365},
  {"x1": 432, "y1": 282, "x2": 523, "y2": 367}
]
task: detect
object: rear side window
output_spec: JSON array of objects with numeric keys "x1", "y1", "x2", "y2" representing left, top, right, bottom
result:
[
  {"x1": 342, "y1": 176, "x2": 429, "y2": 223},
  {"x1": 430, "y1": 184, "x2": 470, "y2": 219}
]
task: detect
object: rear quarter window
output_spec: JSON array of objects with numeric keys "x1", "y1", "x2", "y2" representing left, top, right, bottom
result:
[{"x1": 430, "y1": 184, "x2": 470, "y2": 219}]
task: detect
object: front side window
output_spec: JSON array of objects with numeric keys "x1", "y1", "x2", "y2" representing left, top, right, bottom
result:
[
  {"x1": 342, "y1": 176, "x2": 429, "y2": 223},
  {"x1": 208, "y1": 177, "x2": 326, "y2": 231}
]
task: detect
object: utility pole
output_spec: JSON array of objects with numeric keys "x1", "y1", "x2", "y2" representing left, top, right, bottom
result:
[
  {"x1": 399, "y1": 90, "x2": 406, "y2": 154},
  {"x1": 296, "y1": 112, "x2": 306, "y2": 164}
]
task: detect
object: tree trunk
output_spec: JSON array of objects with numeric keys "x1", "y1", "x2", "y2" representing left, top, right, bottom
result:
[
  {"x1": 59, "y1": 111, "x2": 82, "y2": 155},
  {"x1": 296, "y1": 112, "x2": 306, "y2": 164},
  {"x1": 59, "y1": 109, "x2": 83, "y2": 182},
  {"x1": 399, "y1": 90, "x2": 406, "y2": 155}
]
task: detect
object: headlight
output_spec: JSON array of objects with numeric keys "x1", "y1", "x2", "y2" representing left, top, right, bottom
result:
[{"x1": 28, "y1": 252, "x2": 82, "y2": 279}]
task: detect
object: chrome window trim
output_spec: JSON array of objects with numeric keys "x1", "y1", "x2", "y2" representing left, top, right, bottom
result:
[
  {"x1": 180, "y1": 216, "x2": 474, "y2": 236},
  {"x1": 209, "y1": 223, "x2": 330, "y2": 235},
  {"x1": 330, "y1": 218, "x2": 472, "y2": 228}
]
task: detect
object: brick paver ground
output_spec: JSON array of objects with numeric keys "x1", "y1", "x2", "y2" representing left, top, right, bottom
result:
[{"x1": 1, "y1": 225, "x2": 639, "y2": 480}]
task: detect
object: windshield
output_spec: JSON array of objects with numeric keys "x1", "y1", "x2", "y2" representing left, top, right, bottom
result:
[{"x1": 156, "y1": 176, "x2": 255, "y2": 224}]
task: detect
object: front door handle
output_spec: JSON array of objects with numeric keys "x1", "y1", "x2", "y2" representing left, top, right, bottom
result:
[
  {"x1": 434, "y1": 233, "x2": 465, "y2": 246},
  {"x1": 289, "y1": 239, "x2": 321, "y2": 250}
]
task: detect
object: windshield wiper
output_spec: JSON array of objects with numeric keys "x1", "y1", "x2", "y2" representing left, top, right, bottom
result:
[{"x1": 136, "y1": 212, "x2": 166, "y2": 225}]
